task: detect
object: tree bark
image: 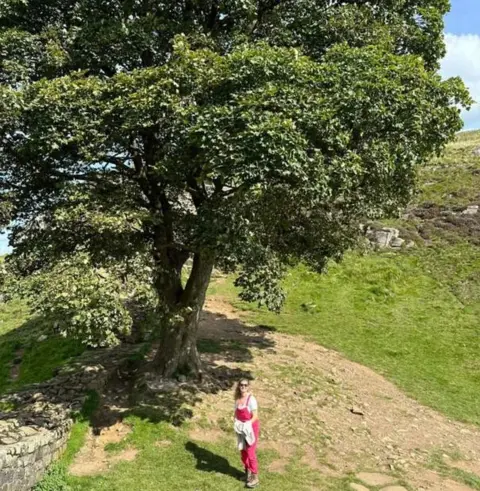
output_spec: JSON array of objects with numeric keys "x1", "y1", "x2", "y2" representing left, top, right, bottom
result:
[{"x1": 153, "y1": 252, "x2": 214, "y2": 378}]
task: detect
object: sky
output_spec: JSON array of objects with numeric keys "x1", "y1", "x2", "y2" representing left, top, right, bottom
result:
[
  {"x1": 0, "y1": 1, "x2": 478, "y2": 255},
  {"x1": 442, "y1": 0, "x2": 480, "y2": 130}
]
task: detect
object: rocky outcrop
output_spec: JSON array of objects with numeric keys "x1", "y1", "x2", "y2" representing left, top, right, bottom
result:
[
  {"x1": 462, "y1": 205, "x2": 479, "y2": 216},
  {"x1": 0, "y1": 345, "x2": 138, "y2": 491},
  {"x1": 365, "y1": 202, "x2": 480, "y2": 250},
  {"x1": 365, "y1": 227, "x2": 414, "y2": 250}
]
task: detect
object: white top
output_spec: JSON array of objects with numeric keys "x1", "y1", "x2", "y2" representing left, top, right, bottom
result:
[{"x1": 234, "y1": 395, "x2": 258, "y2": 413}]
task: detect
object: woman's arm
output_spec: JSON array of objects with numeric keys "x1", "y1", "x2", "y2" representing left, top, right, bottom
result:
[{"x1": 250, "y1": 409, "x2": 258, "y2": 424}]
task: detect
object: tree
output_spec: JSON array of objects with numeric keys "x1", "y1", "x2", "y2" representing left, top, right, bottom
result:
[{"x1": 0, "y1": 0, "x2": 471, "y2": 377}]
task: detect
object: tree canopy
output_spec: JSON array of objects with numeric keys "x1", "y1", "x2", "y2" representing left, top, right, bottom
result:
[{"x1": 0, "y1": 0, "x2": 471, "y2": 376}]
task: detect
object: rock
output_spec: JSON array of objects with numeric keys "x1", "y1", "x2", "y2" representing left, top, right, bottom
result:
[
  {"x1": 19, "y1": 426, "x2": 38, "y2": 437},
  {"x1": 177, "y1": 375, "x2": 187, "y2": 383},
  {"x1": 349, "y1": 484, "x2": 369, "y2": 491},
  {"x1": 350, "y1": 406, "x2": 364, "y2": 416},
  {"x1": 356, "y1": 472, "x2": 396, "y2": 486},
  {"x1": 381, "y1": 487, "x2": 409, "y2": 491},
  {"x1": 37, "y1": 335, "x2": 48, "y2": 342},
  {"x1": 0, "y1": 437, "x2": 18, "y2": 445},
  {"x1": 462, "y1": 205, "x2": 478, "y2": 215},
  {"x1": 390, "y1": 237, "x2": 405, "y2": 248},
  {"x1": 472, "y1": 147, "x2": 480, "y2": 156},
  {"x1": 406, "y1": 241, "x2": 415, "y2": 249},
  {"x1": 368, "y1": 228, "x2": 400, "y2": 248}
]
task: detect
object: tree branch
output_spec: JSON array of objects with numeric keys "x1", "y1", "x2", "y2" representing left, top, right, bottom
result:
[{"x1": 207, "y1": 0, "x2": 220, "y2": 30}]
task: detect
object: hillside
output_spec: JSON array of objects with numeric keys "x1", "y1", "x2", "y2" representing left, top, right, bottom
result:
[
  {"x1": 1, "y1": 131, "x2": 480, "y2": 491},
  {"x1": 212, "y1": 130, "x2": 480, "y2": 424}
]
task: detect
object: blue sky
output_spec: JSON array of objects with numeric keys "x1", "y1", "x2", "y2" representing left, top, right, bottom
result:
[
  {"x1": 442, "y1": 0, "x2": 480, "y2": 130},
  {"x1": 445, "y1": 0, "x2": 480, "y2": 35},
  {"x1": 0, "y1": 2, "x2": 478, "y2": 255}
]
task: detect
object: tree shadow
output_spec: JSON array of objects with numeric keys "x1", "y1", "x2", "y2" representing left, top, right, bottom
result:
[
  {"x1": 0, "y1": 305, "x2": 277, "y2": 440},
  {"x1": 185, "y1": 441, "x2": 244, "y2": 481},
  {"x1": 91, "y1": 308, "x2": 277, "y2": 430},
  {"x1": 197, "y1": 310, "x2": 276, "y2": 363}
]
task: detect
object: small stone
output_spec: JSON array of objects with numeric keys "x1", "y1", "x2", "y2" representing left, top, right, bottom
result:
[
  {"x1": 0, "y1": 437, "x2": 17, "y2": 445},
  {"x1": 390, "y1": 237, "x2": 405, "y2": 248},
  {"x1": 37, "y1": 335, "x2": 48, "y2": 342},
  {"x1": 462, "y1": 205, "x2": 478, "y2": 215},
  {"x1": 177, "y1": 375, "x2": 187, "y2": 383},
  {"x1": 350, "y1": 406, "x2": 364, "y2": 416},
  {"x1": 356, "y1": 472, "x2": 396, "y2": 486},
  {"x1": 381, "y1": 487, "x2": 408, "y2": 491},
  {"x1": 370, "y1": 228, "x2": 398, "y2": 248},
  {"x1": 20, "y1": 426, "x2": 38, "y2": 437},
  {"x1": 350, "y1": 484, "x2": 369, "y2": 491}
]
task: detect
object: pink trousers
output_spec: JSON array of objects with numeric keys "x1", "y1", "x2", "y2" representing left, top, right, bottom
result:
[{"x1": 240, "y1": 420, "x2": 260, "y2": 474}]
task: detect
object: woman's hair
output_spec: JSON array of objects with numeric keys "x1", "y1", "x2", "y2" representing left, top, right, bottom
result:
[{"x1": 234, "y1": 379, "x2": 250, "y2": 401}]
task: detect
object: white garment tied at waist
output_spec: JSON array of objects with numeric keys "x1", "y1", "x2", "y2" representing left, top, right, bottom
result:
[{"x1": 234, "y1": 419, "x2": 255, "y2": 450}]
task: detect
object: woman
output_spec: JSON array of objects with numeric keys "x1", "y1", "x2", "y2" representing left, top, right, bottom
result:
[{"x1": 234, "y1": 379, "x2": 260, "y2": 488}]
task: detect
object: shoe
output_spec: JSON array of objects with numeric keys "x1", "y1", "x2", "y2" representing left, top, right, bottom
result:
[
  {"x1": 246, "y1": 473, "x2": 259, "y2": 488},
  {"x1": 245, "y1": 469, "x2": 251, "y2": 483}
]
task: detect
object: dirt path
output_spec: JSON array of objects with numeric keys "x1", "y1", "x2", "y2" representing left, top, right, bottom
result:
[
  {"x1": 69, "y1": 422, "x2": 137, "y2": 476},
  {"x1": 192, "y1": 296, "x2": 480, "y2": 491}
]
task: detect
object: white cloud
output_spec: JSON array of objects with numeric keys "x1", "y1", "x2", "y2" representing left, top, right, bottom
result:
[{"x1": 441, "y1": 33, "x2": 480, "y2": 130}]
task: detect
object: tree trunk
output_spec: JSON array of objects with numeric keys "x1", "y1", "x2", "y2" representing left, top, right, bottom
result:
[{"x1": 153, "y1": 252, "x2": 214, "y2": 378}]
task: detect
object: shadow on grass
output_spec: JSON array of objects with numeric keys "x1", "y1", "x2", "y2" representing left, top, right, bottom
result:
[
  {"x1": 0, "y1": 312, "x2": 85, "y2": 395},
  {"x1": 185, "y1": 441, "x2": 244, "y2": 481}
]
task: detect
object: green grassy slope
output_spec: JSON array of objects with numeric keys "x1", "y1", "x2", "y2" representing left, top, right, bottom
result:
[
  {"x1": 0, "y1": 299, "x2": 85, "y2": 394},
  {"x1": 212, "y1": 130, "x2": 480, "y2": 426}
]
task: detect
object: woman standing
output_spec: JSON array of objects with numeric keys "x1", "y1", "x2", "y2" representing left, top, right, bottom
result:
[{"x1": 234, "y1": 379, "x2": 260, "y2": 488}]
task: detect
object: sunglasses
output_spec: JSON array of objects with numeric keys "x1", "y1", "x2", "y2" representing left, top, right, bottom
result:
[{"x1": 240, "y1": 384, "x2": 249, "y2": 387}]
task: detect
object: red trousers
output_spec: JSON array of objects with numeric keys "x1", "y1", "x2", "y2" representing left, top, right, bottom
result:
[{"x1": 240, "y1": 420, "x2": 260, "y2": 474}]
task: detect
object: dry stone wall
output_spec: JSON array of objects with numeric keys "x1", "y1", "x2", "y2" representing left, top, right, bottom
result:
[
  {"x1": 0, "y1": 418, "x2": 71, "y2": 491},
  {"x1": 0, "y1": 345, "x2": 138, "y2": 491}
]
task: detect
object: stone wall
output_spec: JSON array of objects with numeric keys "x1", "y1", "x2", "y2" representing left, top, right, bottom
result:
[
  {"x1": 0, "y1": 345, "x2": 138, "y2": 490},
  {"x1": 0, "y1": 418, "x2": 71, "y2": 491}
]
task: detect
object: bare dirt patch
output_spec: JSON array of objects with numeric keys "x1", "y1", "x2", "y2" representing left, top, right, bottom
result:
[
  {"x1": 300, "y1": 444, "x2": 340, "y2": 477},
  {"x1": 69, "y1": 421, "x2": 138, "y2": 476},
  {"x1": 155, "y1": 439, "x2": 172, "y2": 448},
  {"x1": 439, "y1": 481, "x2": 479, "y2": 491},
  {"x1": 193, "y1": 295, "x2": 480, "y2": 490},
  {"x1": 263, "y1": 440, "x2": 295, "y2": 474},
  {"x1": 9, "y1": 348, "x2": 24, "y2": 381}
]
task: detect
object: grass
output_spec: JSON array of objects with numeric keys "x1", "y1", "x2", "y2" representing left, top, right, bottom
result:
[
  {"x1": 418, "y1": 130, "x2": 480, "y2": 207},
  {"x1": 428, "y1": 450, "x2": 480, "y2": 490},
  {"x1": 59, "y1": 415, "x2": 348, "y2": 491},
  {"x1": 0, "y1": 298, "x2": 85, "y2": 394}
]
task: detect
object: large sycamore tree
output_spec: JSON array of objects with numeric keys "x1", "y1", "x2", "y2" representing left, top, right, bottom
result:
[{"x1": 0, "y1": 1, "x2": 470, "y2": 377}]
